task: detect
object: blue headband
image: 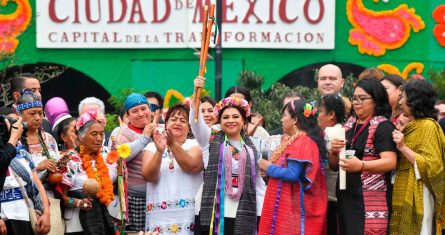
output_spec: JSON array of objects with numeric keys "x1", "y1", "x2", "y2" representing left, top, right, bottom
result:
[
  {"x1": 16, "y1": 101, "x2": 43, "y2": 112},
  {"x1": 124, "y1": 93, "x2": 148, "y2": 111}
]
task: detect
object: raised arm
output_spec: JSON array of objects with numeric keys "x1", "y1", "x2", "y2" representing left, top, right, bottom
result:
[{"x1": 190, "y1": 76, "x2": 212, "y2": 148}]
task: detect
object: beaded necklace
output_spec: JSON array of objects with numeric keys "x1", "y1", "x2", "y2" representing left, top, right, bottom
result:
[
  {"x1": 223, "y1": 136, "x2": 247, "y2": 200},
  {"x1": 270, "y1": 132, "x2": 305, "y2": 164}
]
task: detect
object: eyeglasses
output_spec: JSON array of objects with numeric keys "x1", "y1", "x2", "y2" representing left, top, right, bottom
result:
[
  {"x1": 148, "y1": 103, "x2": 160, "y2": 112},
  {"x1": 351, "y1": 96, "x2": 373, "y2": 104}
]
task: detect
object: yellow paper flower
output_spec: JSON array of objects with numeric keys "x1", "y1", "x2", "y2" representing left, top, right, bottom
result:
[{"x1": 117, "y1": 144, "x2": 131, "y2": 159}]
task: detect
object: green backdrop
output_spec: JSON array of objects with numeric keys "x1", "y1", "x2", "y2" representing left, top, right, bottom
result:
[{"x1": 1, "y1": 0, "x2": 445, "y2": 98}]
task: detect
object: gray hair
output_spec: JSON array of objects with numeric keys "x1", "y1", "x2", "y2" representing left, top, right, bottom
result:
[
  {"x1": 17, "y1": 92, "x2": 42, "y2": 114},
  {"x1": 78, "y1": 97, "x2": 105, "y2": 114},
  {"x1": 76, "y1": 121, "x2": 97, "y2": 139}
]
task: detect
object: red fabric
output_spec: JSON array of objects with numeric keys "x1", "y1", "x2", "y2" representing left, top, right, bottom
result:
[
  {"x1": 259, "y1": 135, "x2": 327, "y2": 235},
  {"x1": 362, "y1": 116, "x2": 389, "y2": 234},
  {"x1": 127, "y1": 123, "x2": 143, "y2": 134}
]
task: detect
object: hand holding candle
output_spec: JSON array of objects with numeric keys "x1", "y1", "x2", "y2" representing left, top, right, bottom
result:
[{"x1": 325, "y1": 125, "x2": 347, "y2": 190}]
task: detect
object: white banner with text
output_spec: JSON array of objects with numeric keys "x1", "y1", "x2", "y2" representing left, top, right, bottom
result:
[{"x1": 36, "y1": 0, "x2": 335, "y2": 49}]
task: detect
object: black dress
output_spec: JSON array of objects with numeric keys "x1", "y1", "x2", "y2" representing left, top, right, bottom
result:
[{"x1": 336, "y1": 120, "x2": 396, "y2": 234}]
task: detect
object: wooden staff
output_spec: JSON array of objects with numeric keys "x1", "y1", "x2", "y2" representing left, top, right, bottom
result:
[{"x1": 194, "y1": 4, "x2": 215, "y2": 122}]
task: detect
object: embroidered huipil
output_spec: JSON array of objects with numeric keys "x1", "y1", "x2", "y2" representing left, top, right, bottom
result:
[
  {"x1": 259, "y1": 135, "x2": 327, "y2": 235},
  {"x1": 28, "y1": 131, "x2": 60, "y2": 197},
  {"x1": 28, "y1": 131, "x2": 60, "y2": 165},
  {"x1": 143, "y1": 139, "x2": 202, "y2": 234},
  {"x1": 61, "y1": 150, "x2": 117, "y2": 233},
  {"x1": 0, "y1": 152, "x2": 36, "y2": 222}
]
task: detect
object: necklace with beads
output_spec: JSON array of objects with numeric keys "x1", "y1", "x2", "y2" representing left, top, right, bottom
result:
[{"x1": 270, "y1": 132, "x2": 305, "y2": 164}]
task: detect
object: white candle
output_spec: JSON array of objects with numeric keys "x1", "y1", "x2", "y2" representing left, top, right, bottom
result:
[{"x1": 325, "y1": 125, "x2": 347, "y2": 190}]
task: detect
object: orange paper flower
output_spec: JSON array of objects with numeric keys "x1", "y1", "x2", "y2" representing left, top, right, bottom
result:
[{"x1": 106, "y1": 151, "x2": 119, "y2": 164}]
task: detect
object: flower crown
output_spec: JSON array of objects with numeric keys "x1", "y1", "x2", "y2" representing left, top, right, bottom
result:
[
  {"x1": 302, "y1": 103, "x2": 318, "y2": 117},
  {"x1": 76, "y1": 109, "x2": 104, "y2": 130},
  {"x1": 213, "y1": 97, "x2": 251, "y2": 118}
]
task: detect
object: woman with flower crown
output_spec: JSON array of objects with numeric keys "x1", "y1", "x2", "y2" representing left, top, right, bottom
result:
[
  {"x1": 257, "y1": 99, "x2": 328, "y2": 235},
  {"x1": 193, "y1": 95, "x2": 264, "y2": 235},
  {"x1": 141, "y1": 104, "x2": 203, "y2": 234},
  {"x1": 59, "y1": 110, "x2": 117, "y2": 235}
]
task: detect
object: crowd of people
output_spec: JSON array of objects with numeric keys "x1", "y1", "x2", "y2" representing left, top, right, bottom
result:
[{"x1": 0, "y1": 64, "x2": 445, "y2": 235}]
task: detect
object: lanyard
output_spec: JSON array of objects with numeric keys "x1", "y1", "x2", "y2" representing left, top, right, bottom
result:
[{"x1": 350, "y1": 118, "x2": 372, "y2": 148}]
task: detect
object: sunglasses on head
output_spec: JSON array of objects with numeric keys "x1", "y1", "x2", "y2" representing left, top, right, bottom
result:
[{"x1": 149, "y1": 103, "x2": 159, "y2": 112}]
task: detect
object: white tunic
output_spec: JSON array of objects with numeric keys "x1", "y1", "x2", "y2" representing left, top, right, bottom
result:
[{"x1": 144, "y1": 139, "x2": 202, "y2": 234}]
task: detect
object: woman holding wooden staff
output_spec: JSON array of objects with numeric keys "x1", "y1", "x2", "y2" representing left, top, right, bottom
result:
[
  {"x1": 196, "y1": 96, "x2": 261, "y2": 235},
  {"x1": 330, "y1": 78, "x2": 397, "y2": 234}
]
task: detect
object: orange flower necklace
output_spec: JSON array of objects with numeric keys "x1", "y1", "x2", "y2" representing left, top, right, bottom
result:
[{"x1": 80, "y1": 146, "x2": 114, "y2": 205}]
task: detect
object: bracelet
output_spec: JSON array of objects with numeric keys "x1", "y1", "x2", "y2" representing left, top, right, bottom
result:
[
  {"x1": 68, "y1": 197, "x2": 74, "y2": 208},
  {"x1": 75, "y1": 199, "x2": 81, "y2": 208},
  {"x1": 361, "y1": 161, "x2": 365, "y2": 172}
]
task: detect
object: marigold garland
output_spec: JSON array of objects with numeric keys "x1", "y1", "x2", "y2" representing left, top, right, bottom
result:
[
  {"x1": 346, "y1": 0, "x2": 425, "y2": 56},
  {"x1": 80, "y1": 147, "x2": 114, "y2": 205}
]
